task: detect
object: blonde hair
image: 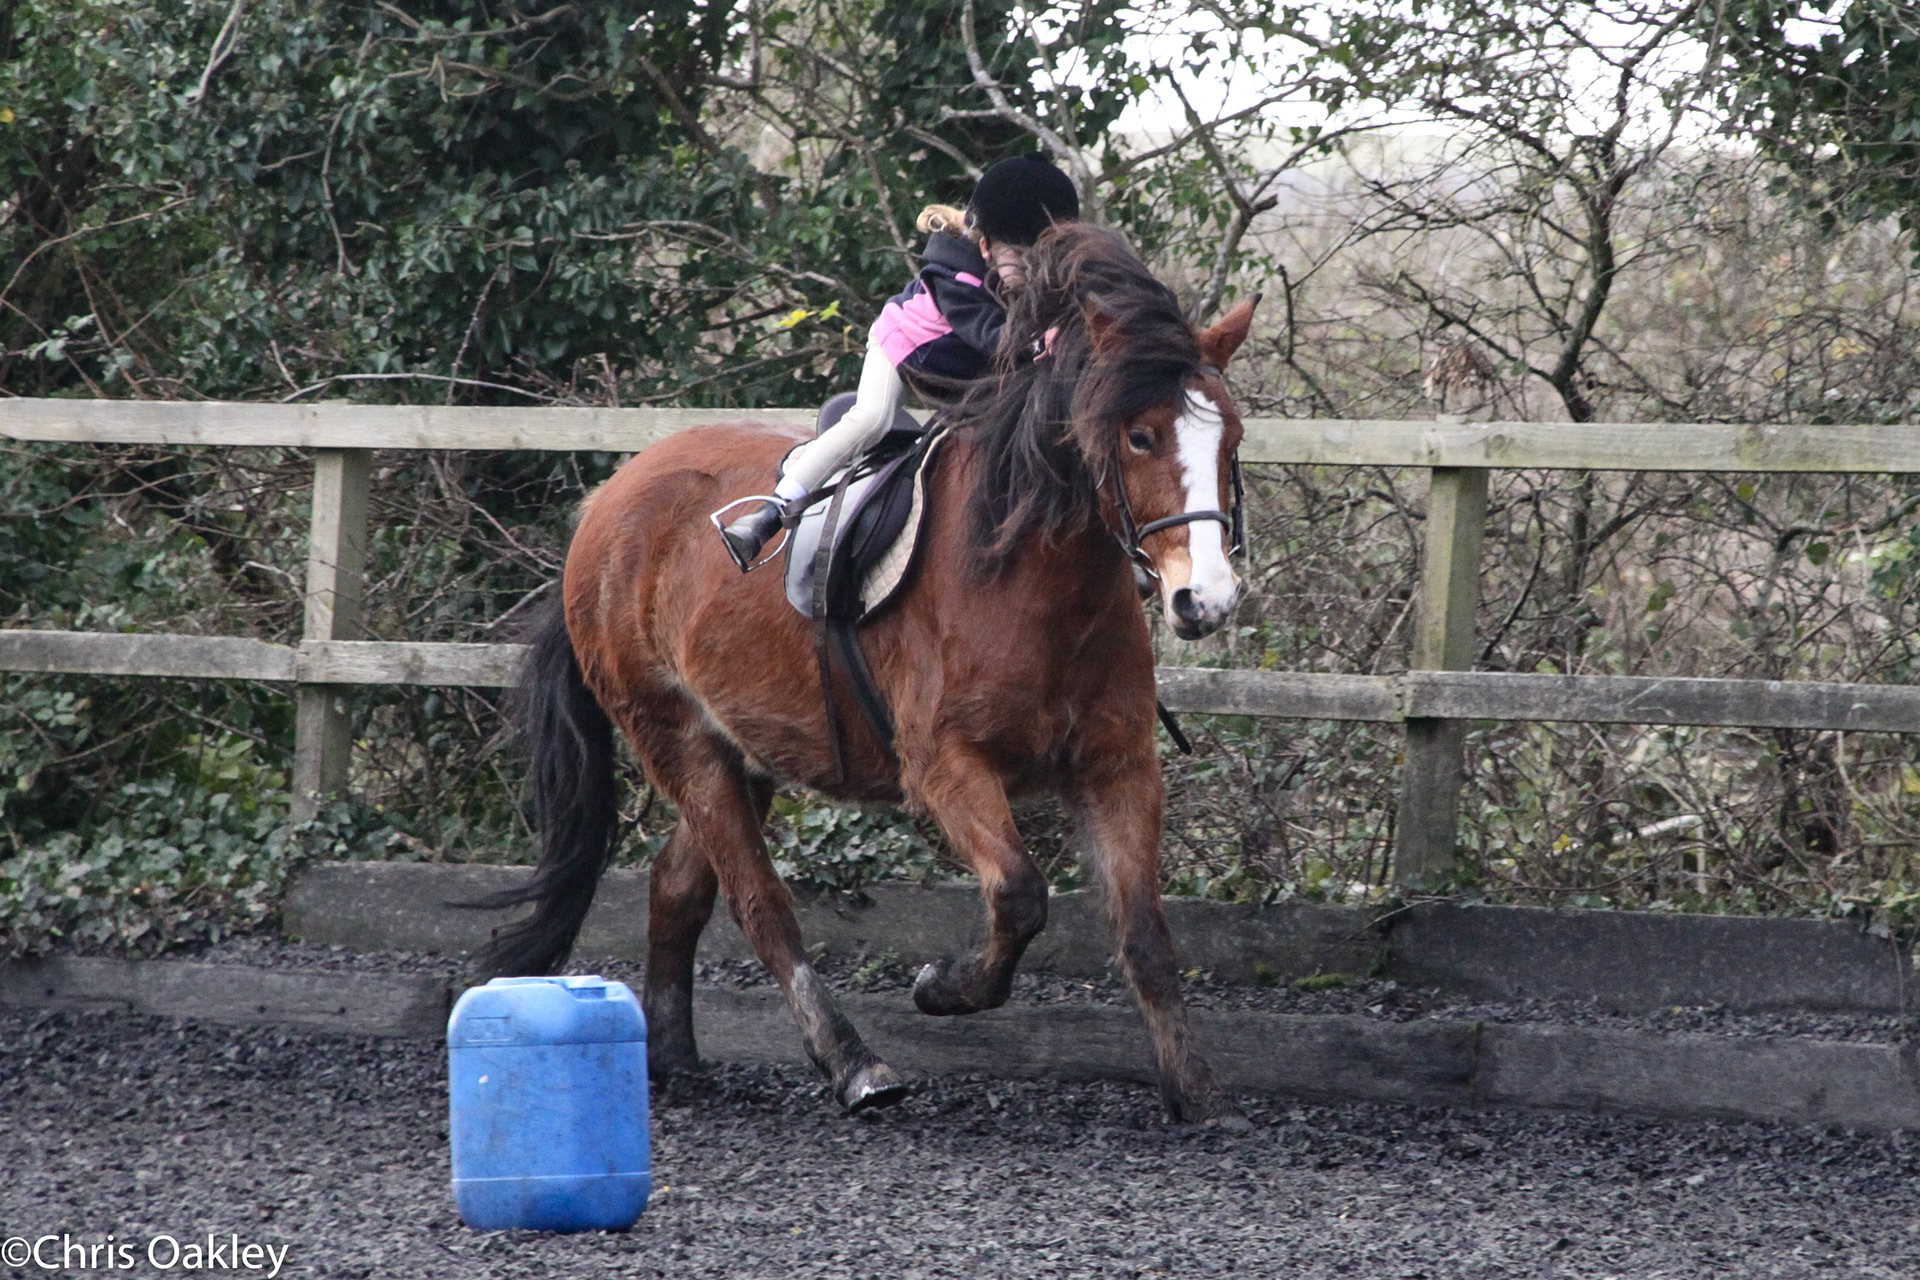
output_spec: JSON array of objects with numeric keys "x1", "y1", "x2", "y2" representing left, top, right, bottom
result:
[{"x1": 915, "y1": 204, "x2": 971, "y2": 236}]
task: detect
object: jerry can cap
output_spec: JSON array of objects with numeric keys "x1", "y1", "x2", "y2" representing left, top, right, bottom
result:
[{"x1": 448, "y1": 975, "x2": 645, "y2": 1048}]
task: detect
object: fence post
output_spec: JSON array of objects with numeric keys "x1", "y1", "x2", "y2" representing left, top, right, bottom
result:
[
  {"x1": 292, "y1": 449, "x2": 371, "y2": 823},
  {"x1": 1394, "y1": 464, "x2": 1488, "y2": 888}
]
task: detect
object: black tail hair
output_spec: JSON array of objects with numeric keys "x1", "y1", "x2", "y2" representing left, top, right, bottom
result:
[{"x1": 462, "y1": 594, "x2": 620, "y2": 978}]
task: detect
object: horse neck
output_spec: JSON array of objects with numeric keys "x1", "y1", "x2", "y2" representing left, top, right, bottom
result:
[{"x1": 936, "y1": 431, "x2": 1134, "y2": 614}]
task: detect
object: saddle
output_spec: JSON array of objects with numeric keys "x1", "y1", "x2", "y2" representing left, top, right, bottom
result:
[
  {"x1": 781, "y1": 395, "x2": 947, "y2": 623},
  {"x1": 778, "y1": 393, "x2": 950, "y2": 776}
]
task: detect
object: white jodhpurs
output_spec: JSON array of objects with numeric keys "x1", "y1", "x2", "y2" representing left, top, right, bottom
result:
[{"x1": 775, "y1": 335, "x2": 905, "y2": 502}]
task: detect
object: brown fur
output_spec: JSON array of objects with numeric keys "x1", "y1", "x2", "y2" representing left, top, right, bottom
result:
[{"x1": 541, "y1": 264, "x2": 1257, "y2": 1119}]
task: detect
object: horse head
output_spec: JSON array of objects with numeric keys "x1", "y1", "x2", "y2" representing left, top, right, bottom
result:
[
  {"x1": 1093, "y1": 295, "x2": 1256, "y2": 640},
  {"x1": 960, "y1": 223, "x2": 1257, "y2": 641}
]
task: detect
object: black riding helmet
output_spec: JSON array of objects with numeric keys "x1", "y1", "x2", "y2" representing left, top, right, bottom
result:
[{"x1": 969, "y1": 152, "x2": 1080, "y2": 247}]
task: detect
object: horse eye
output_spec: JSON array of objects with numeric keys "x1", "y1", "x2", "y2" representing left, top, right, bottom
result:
[{"x1": 1127, "y1": 430, "x2": 1155, "y2": 453}]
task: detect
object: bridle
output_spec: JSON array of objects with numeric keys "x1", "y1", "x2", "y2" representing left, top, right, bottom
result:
[
  {"x1": 1104, "y1": 367, "x2": 1245, "y2": 758},
  {"x1": 1104, "y1": 368, "x2": 1247, "y2": 582}
]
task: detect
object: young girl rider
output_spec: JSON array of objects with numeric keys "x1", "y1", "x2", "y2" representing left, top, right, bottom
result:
[{"x1": 715, "y1": 152, "x2": 1081, "y2": 569}]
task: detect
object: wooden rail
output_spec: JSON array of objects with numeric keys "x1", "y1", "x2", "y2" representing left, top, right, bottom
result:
[
  {"x1": 13, "y1": 635, "x2": 1907, "y2": 733},
  {"x1": 4, "y1": 397, "x2": 1917, "y2": 881},
  {"x1": 11, "y1": 397, "x2": 1920, "y2": 471}
]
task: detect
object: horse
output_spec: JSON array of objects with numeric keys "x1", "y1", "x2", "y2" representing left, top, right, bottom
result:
[{"x1": 476, "y1": 224, "x2": 1257, "y2": 1122}]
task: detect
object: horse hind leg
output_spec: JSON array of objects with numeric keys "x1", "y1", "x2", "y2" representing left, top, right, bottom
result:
[
  {"x1": 629, "y1": 702, "x2": 906, "y2": 1112},
  {"x1": 642, "y1": 817, "x2": 718, "y2": 1079},
  {"x1": 907, "y1": 747, "x2": 1049, "y2": 1016},
  {"x1": 643, "y1": 774, "x2": 777, "y2": 1078}
]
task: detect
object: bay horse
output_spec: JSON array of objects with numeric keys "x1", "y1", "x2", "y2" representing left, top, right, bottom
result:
[{"x1": 478, "y1": 224, "x2": 1256, "y2": 1122}]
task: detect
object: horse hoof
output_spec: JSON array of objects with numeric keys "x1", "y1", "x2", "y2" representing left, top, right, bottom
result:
[
  {"x1": 912, "y1": 960, "x2": 971, "y2": 1016},
  {"x1": 839, "y1": 1062, "x2": 909, "y2": 1114}
]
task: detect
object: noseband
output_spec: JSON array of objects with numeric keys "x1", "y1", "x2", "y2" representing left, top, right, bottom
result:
[{"x1": 1104, "y1": 370, "x2": 1247, "y2": 582}]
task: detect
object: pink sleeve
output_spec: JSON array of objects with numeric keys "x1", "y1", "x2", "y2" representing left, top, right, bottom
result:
[{"x1": 872, "y1": 291, "x2": 954, "y2": 367}]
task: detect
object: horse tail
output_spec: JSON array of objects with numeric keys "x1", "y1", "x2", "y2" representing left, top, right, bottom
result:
[{"x1": 464, "y1": 593, "x2": 621, "y2": 978}]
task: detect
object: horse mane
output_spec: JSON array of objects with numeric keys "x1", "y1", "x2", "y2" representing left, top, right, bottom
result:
[{"x1": 949, "y1": 223, "x2": 1203, "y2": 574}]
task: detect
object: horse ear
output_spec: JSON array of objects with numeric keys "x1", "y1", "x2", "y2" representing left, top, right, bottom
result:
[
  {"x1": 1084, "y1": 294, "x2": 1123, "y2": 353},
  {"x1": 1199, "y1": 294, "x2": 1259, "y2": 369}
]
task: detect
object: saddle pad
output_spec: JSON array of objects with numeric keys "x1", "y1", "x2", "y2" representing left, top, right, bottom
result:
[{"x1": 784, "y1": 425, "x2": 949, "y2": 623}]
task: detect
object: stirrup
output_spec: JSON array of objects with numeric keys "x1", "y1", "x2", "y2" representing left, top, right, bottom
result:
[{"x1": 709, "y1": 494, "x2": 791, "y2": 572}]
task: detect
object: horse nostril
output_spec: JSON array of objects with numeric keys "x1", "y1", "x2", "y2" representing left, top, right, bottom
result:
[{"x1": 1171, "y1": 587, "x2": 1202, "y2": 623}]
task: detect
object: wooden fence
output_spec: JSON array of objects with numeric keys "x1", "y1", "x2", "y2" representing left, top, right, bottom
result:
[{"x1": 6, "y1": 397, "x2": 1920, "y2": 886}]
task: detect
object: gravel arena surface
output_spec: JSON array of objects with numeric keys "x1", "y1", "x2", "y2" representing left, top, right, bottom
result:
[
  {"x1": 8, "y1": 998, "x2": 1920, "y2": 1278},
  {"x1": 170, "y1": 936, "x2": 1920, "y2": 1043}
]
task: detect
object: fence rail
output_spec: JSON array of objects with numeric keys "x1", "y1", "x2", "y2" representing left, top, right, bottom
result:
[
  {"x1": 4, "y1": 397, "x2": 1916, "y2": 878},
  {"x1": 12, "y1": 631, "x2": 1913, "y2": 734},
  {"x1": 12, "y1": 396, "x2": 1920, "y2": 471},
  {"x1": 0, "y1": 634, "x2": 523, "y2": 687}
]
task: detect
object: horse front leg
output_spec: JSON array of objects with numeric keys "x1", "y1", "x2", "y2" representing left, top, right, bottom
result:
[
  {"x1": 908, "y1": 747, "x2": 1049, "y2": 1015},
  {"x1": 1073, "y1": 760, "x2": 1226, "y2": 1123}
]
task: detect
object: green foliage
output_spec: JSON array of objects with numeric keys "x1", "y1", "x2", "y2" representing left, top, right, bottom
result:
[
  {"x1": 1, "y1": 766, "x2": 286, "y2": 957},
  {"x1": 0, "y1": 0, "x2": 1181, "y2": 402},
  {"x1": 763, "y1": 795, "x2": 943, "y2": 892},
  {"x1": 0, "y1": 0, "x2": 885, "y2": 403},
  {"x1": 0, "y1": 663, "x2": 292, "y2": 958},
  {"x1": 0, "y1": 759, "x2": 429, "y2": 959},
  {"x1": 1292, "y1": 972, "x2": 1347, "y2": 991},
  {"x1": 1721, "y1": 0, "x2": 1920, "y2": 241}
]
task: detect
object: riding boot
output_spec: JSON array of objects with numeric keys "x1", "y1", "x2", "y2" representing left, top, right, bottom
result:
[{"x1": 719, "y1": 498, "x2": 788, "y2": 572}]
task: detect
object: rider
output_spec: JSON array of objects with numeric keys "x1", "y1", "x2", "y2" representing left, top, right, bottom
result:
[{"x1": 715, "y1": 152, "x2": 1082, "y2": 570}]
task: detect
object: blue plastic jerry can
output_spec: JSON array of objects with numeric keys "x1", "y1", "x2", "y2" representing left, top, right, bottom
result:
[{"x1": 448, "y1": 975, "x2": 651, "y2": 1232}]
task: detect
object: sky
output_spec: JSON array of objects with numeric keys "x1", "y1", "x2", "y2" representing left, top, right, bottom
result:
[{"x1": 1073, "y1": 0, "x2": 1831, "y2": 151}]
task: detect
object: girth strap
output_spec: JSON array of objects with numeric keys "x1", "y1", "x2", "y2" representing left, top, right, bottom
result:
[
  {"x1": 835, "y1": 621, "x2": 896, "y2": 747},
  {"x1": 811, "y1": 465, "x2": 856, "y2": 786},
  {"x1": 809, "y1": 456, "x2": 900, "y2": 787}
]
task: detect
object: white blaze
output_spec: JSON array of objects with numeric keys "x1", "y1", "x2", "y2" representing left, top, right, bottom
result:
[{"x1": 1172, "y1": 389, "x2": 1237, "y2": 613}]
